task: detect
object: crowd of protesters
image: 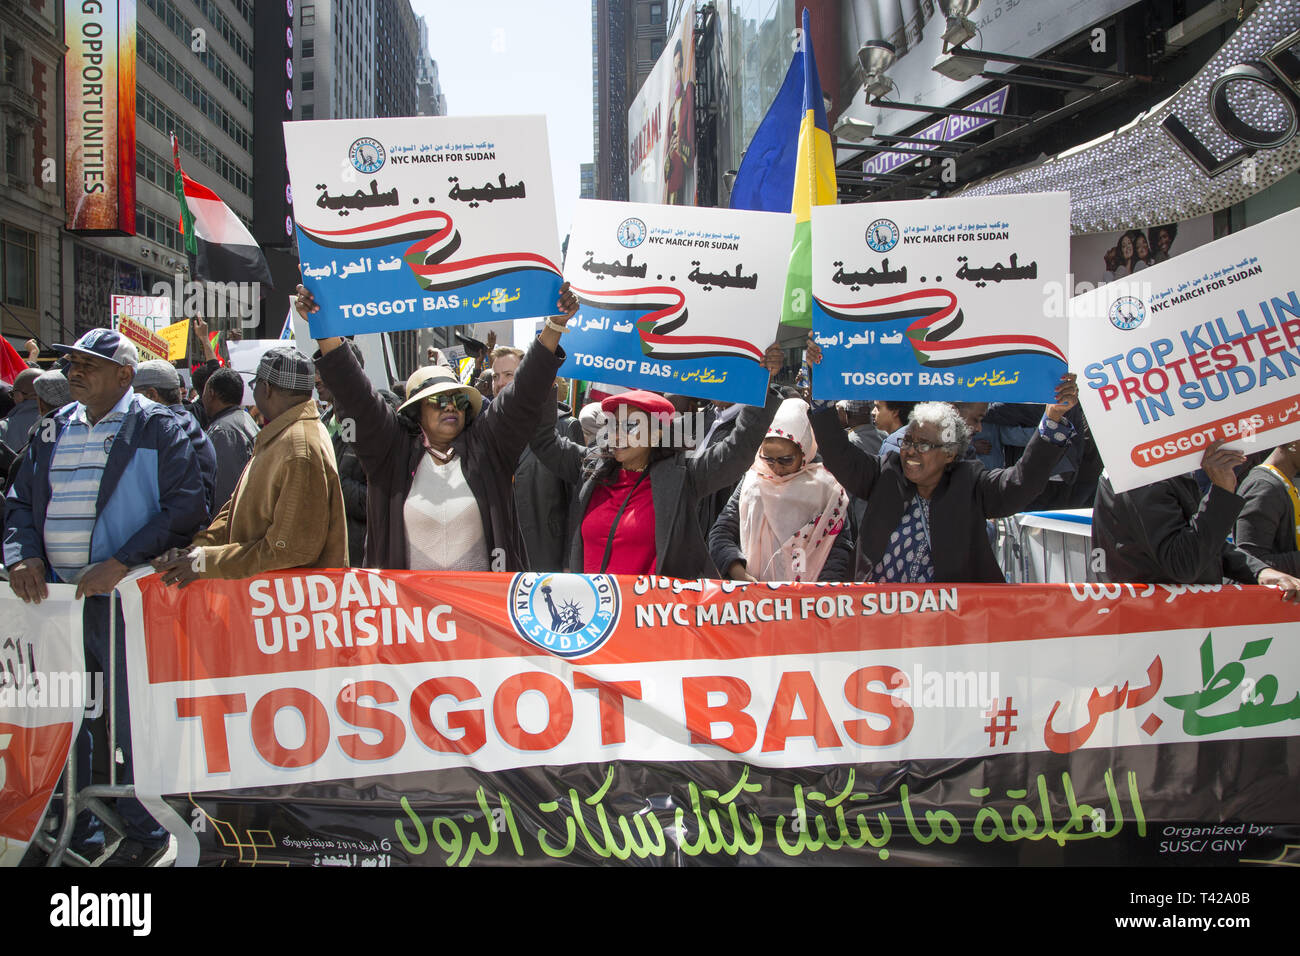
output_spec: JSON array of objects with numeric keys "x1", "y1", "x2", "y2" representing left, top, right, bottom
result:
[{"x1": 2, "y1": 280, "x2": 1298, "y2": 867}]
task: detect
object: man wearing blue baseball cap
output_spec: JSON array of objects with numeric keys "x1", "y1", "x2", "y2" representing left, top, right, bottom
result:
[{"x1": 4, "y1": 327, "x2": 209, "y2": 866}]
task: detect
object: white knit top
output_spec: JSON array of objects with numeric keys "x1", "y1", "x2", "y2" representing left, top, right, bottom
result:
[{"x1": 403, "y1": 453, "x2": 490, "y2": 571}]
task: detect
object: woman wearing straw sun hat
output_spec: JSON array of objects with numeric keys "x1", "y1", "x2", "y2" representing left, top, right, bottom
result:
[{"x1": 298, "y1": 281, "x2": 578, "y2": 570}]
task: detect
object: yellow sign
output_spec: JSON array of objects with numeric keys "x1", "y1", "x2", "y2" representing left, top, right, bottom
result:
[{"x1": 157, "y1": 320, "x2": 190, "y2": 362}]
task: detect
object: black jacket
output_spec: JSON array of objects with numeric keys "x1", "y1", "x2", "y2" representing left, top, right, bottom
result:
[
  {"x1": 1233, "y1": 467, "x2": 1299, "y2": 576},
  {"x1": 316, "y1": 337, "x2": 563, "y2": 570},
  {"x1": 531, "y1": 389, "x2": 781, "y2": 578},
  {"x1": 513, "y1": 406, "x2": 583, "y2": 572},
  {"x1": 707, "y1": 480, "x2": 854, "y2": 582},
  {"x1": 811, "y1": 406, "x2": 1068, "y2": 582},
  {"x1": 1092, "y1": 474, "x2": 1267, "y2": 584}
]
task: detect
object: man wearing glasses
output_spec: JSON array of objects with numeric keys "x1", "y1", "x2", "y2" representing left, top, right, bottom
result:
[{"x1": 151, "y1": 346, "x2": 348, "y2": 584}]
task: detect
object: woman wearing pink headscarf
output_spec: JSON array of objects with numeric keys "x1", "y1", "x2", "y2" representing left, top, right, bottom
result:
[{"x1": 708, "y1": 398, "x2": 853, "y2": 582}]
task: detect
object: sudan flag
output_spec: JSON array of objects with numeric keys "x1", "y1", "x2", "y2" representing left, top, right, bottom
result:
[
  {"x1": 729, "y1": 7, "x2": 836, "y2": 327},
  {"x1": 172, "y1": 135, "x2": 273, "y2": 287}
]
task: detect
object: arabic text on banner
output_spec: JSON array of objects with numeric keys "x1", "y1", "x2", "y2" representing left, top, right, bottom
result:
[
  {"x1": 0, "y1": 588, "x2": 87, "y2": 867},
  {"x1": 111, "y1": 572, "x2": 1300, "y2": 866},
  {"x1": 285, "y1": 116, "x2": 563, "y2": 337},
  {"x1": 811, "y1": 193, "x2": 1070, "y2": 402},
  {"x1": 558, "y1": 200, "x2": 795, "y2": 405},
  {"x1": 1071, "y1": 206, "x2": 1300, "y2": 494}
]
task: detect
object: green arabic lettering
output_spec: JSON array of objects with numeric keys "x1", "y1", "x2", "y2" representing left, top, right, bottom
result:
[
  {"x1": 570, "y1": 767, "x2": 667, "y2": 860},
  {"x1": 1126, "y1": 770, "x2": 1147, "y2": 837},
  {"x1": 899, "y1": 783, "x2": 961, "y2": 845},
  {"x1": 842, "y1": 792, "x2": 893, "y2": 859},
  {"x1": 696, "y1": 765, "x2": 763, "y2": 856},
  {"x1": 456, "y1": 788, "x2": 500, "y2": 867},
  {"x1": 969, "y1": 788, "x2": 1009, "y2": 843},
  {"x1": 774, "y1": 784, "x2": 825, "y2": 855},
  {"x1": 498, "y1": 792, "x2": 525, "y2": 857},
  {"x1": 394, "y1": 795, "x2": 428, "y2": 855},
  {"x1": 1164, "y1": 633, "x2": 1300, "y2": 735},
  {"x1": 431, "y1": 816, "x2": 463, "y2": 866},
  {"x1": 535, "y1": 798, "x2": 578, "y2": 859}
]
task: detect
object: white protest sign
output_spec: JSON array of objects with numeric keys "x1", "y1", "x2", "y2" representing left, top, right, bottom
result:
[
  {"x1": 1071, "y1": 207, "x2": 1300, "y2": 494},
  {"x1": 811, "y1": 192, "x2": 1070, "y2": 402},
  {"x1": 285, "y1": 116, "x2": 563, "y2": 337},
  {"x1": 558, "y1": 199, "x2": 794, "y2": 405}
]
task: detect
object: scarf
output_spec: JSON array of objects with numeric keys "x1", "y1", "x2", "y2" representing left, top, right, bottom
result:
[{"x1": 738, "y1": 398, "x2": 848, "y2": 582}]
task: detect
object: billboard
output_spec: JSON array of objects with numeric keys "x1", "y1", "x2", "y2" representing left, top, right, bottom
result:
[
  {"x1": 64, "y1": 0, "x2": 136, "y2": 234},
  {"x1": 628, "y1": 1, "x2": 696, "y2": 205}
]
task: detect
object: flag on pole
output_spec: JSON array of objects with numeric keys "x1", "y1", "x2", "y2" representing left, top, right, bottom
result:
[
  {"x1": 729, "y1": 8, "x2": 836, "y2": 327},
  {"x1": 172, "y1": 135, "x2": 273, "y2": 288}
]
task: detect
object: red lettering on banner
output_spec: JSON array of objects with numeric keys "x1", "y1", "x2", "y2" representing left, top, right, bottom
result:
[
  {"x1": 573, "y1": 673, "x2": 643, "y2": 745},
  {"x1": 842, "y1": 666, "x2": 914, "y2": 746},
  {"x1": 761, "y1": 671, "x2": 843, "y2": 752},
  {"x1": 682, "y1": 676, "x2": 757, "y2": 753},
  {"x1": 251, "y1": 688, "x2": 330, "y2": 768},
  {"x1": 1283, "y1": 318, "x2": 1300, "y2": 350},
  {"x1": 409, "y1": 677, "x2": 485, "y2": 754},
  {"x1": 336, "y1": 680, "x2": 406, "y2": 761},
  {"x1": 493, "y1": 672, "x2": 574, "y2": 751},
  {"x1": 176, "y1": 693, "x2": 248, "y2": 774}
]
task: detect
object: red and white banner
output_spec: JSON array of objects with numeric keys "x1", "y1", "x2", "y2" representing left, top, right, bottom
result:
[{"x1": 0, "y1": 588, "x2": 88, "y2": 867}]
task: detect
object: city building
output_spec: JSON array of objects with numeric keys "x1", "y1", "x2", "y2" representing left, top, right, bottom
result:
[
  {"x1": 376, "y1": 0, "x2": 419, "y2": 119},
  {"x1": 415, "y1": 16, "x2": 448, "y2": 116},
  {"x1": 579, "y1": 162, "x2": 596, "y2": 198},
  {"x1": 592, "y1": 0, "x2": 667, "y2": 200},
  {"x1": 0, "y1": 0, "x2": 64, "y2": 349},
  {"x1": 292, "y1": 0, "x2": 376, "y2": 123}
]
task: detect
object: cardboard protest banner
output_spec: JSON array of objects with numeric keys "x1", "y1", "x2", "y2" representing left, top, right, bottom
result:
[
  {"x1": 114, "y1": 315, "x2": 169, "y2": 362},
  {"x1": 1070, "y1": 207, "x2": 1300, "y2": 493},
  {"x1": 0, "y1": 588, "x2": 88, "y2": 867},
  {"x1": 110, "y1": 294, "x2": 170, "y2": 333},
  {"x1": 284, "y1": 116, "x2": 563, "y2": 337},
  {"x1": 157, "y1": 320, "x2": 190, "y2": 362},
  {"x1": 111, "y1": 571, "x2": 1300, "y2": 866},
  {"x1": 558, "y1": 199, "x2": 795, "y2": 405},
  {"x1": 811, "y1": 193, "x2": 1070, "y2": 402}
]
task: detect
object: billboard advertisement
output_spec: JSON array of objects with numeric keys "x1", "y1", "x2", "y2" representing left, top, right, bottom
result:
[
  {"x1": 64, "y1": 0, "x2": 137, "y2": 234},
  {"x1": 628, "y1": 1, "x2": 696, "y2": 205}
]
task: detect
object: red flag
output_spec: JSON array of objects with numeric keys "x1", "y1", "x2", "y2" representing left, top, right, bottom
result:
[{"x1": 0, "y1": 337, "x2": 29, "y2": 385}]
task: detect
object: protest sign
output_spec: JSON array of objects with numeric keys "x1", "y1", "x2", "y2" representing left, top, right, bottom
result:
[
  {"x1": 1070, "y1": 207, "x2": 1300, "y2": 493},
  {"x1": 114, "y1": 315, "x2": 168, "y2": 362},
  {"x1": 110, "y1": 571, "x2": 1300, "y2": 866},
  {"x1": 811, "y1": 193, "x2": 1070, "y2": 402},
  {"x1": 284, "y1": 116, "x2": 563, "y2": 337},
  {"x1": 558, "y1": 200, "x2": 795, "y2": 405},
  {"x1": 157, "y1": 320, "x2": 190, "y2": 362},
  {"x1": 0, "y1": 588, "x2": 88, "y2": 867},
  {"x1": 111, "y1": 294, "x2": 170, "y2": 333}
]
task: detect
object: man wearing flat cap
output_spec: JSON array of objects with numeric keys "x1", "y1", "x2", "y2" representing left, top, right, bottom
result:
[
  {"x1": 153, "y1": 346, "x2": 347, "y2": 584},
  {"x1": 134, "y1": 359, "x2": 218, "y2": 514},
  {"x1": 5, "y1": 327, "x2": 207, "y2": 865}
]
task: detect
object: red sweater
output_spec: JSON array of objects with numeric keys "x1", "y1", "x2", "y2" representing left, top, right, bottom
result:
[{"x1": 581, "y1": 468, "x2": 656, "y2": 574}]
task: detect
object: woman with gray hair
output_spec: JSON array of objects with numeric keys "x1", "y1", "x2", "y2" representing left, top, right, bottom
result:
[{"x1": 804, "y1": 337, "x2": 1078, "y2": 582}]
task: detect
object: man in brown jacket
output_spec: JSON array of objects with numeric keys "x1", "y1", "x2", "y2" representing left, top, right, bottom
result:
[{"x1": 152, "y1": 347, "x2": 347, "y2": 583}]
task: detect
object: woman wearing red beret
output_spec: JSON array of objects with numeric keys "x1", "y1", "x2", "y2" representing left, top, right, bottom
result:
[{"x1": 530, "y1": 347, "x2": 784, "y2": 577}]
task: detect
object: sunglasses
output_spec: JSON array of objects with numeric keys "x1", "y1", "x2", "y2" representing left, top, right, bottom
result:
[
  {"x1": 427, "y1": 393, "x2": 471, "y2": 413},
  {"x1": 899, "y1": 436, "x2": 952, "y2": 454},
  {"x1": 759, "y1": 454, "x2": 798, "y2": 467}
]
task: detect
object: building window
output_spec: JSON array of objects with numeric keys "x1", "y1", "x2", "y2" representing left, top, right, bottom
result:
[
  {"x1": 650, "y1": 2, "x2": 663, "y2": 24},
  {"x1": 650, "y1": 37, "x2": 664, "y2": 59},
  {"x1": 3, "y1": 41, "x2": 21, "y2": 85},
  {"x1": 1, "y1": 223, "x2": 37, "y2": 309},
  {"x1": 301, "y1": 4, "x2": 315, "y2": 25},
  {"x1": 302, "y1": 38, "x2": 314, "y2": 58},
  {"x1": 302, "y1": 71, "x2": 314, "y2": 91},
  {"x1": 301, "y1": 104, "x2": 314, "y2": 120}
]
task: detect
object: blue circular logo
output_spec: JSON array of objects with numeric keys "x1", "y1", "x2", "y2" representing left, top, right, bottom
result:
[
  {"x1": 349, "y1": 137, "x2": 386, "y2": 174},
  {"x1": 866, "y1": 218, "x2": 899, "y2": 254},
  {"x1": 1109, "y1": 296, "x2": 1146, "y2": 331},
  {"x1": 508, "y1": 573, "x2": 621, "y2": 659},
  {"x1": 616, "y1": 217, "x2": 647, "y2": 248}
]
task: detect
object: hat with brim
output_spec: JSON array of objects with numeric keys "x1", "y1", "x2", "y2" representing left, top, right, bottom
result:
[
  {"x1": 51, "y1": 328, "x2": 139, "y2": 369},
  {"x1": 398, "y1": 365, "x2": 483, "y2": 418}
]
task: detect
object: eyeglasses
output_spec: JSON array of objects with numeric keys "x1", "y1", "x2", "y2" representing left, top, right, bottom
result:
[
  {"x1": 899, "y1": 436, "x2": 952, "y2": 454},
  {"x1": 427, "y1": 393, "x2": 471, "y2": 413},
  {"x1": 612, "y1": 418, "x2": 643, "y2": 434},
  {"x1": 758, "y1": 454, "x2": 798, "y2": 467}
]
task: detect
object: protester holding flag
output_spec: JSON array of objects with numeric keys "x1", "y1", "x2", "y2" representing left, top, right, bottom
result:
[
  {"x1": 709, "y1": 397, "x2": 853, "y2": 583},
  {"x1": 297, "y1": 282, "x2": 578, "y2": 571},
  {"x1": 529, "y1": 350, "x2": 784, "y2": 579}
]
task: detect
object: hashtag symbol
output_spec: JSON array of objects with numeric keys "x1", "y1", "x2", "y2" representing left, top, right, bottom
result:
[{"x1": 983, "y1": 696, "x2": 1018, "y2": 746}]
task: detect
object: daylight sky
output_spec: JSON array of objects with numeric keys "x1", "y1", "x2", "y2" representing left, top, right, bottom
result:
[{"x1": 411, "y1": 0, "x2": 595, "y2": 244}]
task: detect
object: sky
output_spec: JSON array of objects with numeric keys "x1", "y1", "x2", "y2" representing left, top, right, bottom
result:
[{"x1": 410, "y1": 1, "x2": 595, "y2": 245}]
